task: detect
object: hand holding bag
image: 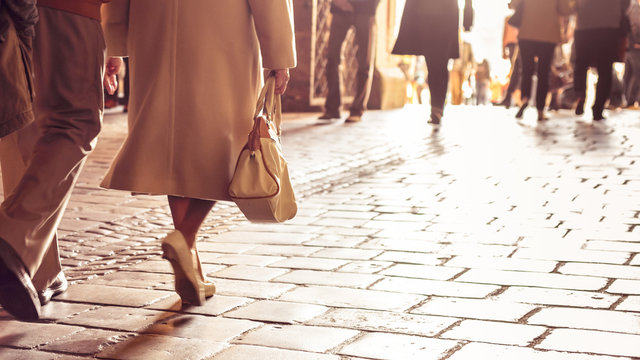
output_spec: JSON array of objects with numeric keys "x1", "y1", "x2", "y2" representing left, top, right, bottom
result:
[{"x1": 228, "y1": 74, "x2": 297, "y2": 223}]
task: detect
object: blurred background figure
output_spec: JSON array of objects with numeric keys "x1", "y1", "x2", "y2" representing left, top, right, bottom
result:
[
  {"x1": 494, "y1": 0, "x2": 521, "y2": 108},
  {"x1": 450, "y1": 40, "x2": 475, "y2": 106},
  {"x1": 623, "y1": 0, "x2": 640, "y2": 109},
  {"x1": 392, "y1": 0, "x2": 474, "y2": 126},
  {"x1": 475, "y1": 58, "x2": 492, "y2": 104},
  {"x1": 513, "y1": 0, "x2": 574, "y2": 121},
  {"x1": 573, "y1": 0, "x2": 631, "y2": 121}
]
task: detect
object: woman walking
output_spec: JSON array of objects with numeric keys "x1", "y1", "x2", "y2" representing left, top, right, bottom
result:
[
  {"x1": 392, "y1": 0, "x2": 474, "y2": 126},
  {"x1": 574, "y1": 0, "x2": 631, "y2": 120},
  {"x1": 514, "y1": 0, "x2": 574, "y2": 121},
  {"x1": 101, "y1": 0, "x2": 296, "y2": 306}
]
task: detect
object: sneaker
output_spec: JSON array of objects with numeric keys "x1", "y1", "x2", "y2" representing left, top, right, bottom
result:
[
  {"x1": 318, "y1": 112, "x2": 340, "y2": 120},
  {"x1": 345, "y1": 114, "x2": 362, "y2": 123}
]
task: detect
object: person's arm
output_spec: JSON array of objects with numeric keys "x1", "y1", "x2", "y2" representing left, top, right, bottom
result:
[
  {"x1": 247, "y1": 0, "x2": 297, "y2": 94},
  {"x1": 3, "y1": 0, "x2": 38, "y2": 40}
]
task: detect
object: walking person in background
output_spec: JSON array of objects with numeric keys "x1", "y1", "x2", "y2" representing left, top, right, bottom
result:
[
  {"x1": 623, "y1": 0, "x2": 640, "y2": 109},
  {"x1": 475, "y1": 59, "x2": 491, "y2": 105},
  {"x1": 101, "y1": 0, "x2": 296, "y2": 306},
  {"x1": 574, "y1": 0, "x2": 631, "y2": 120},
  {"x1": 319, "y1": 0, "x2": 380, "y2": 123},
  {"x1": 0, "y1": 0, "x2": 110, "y2": 321},
  {"x1": 495, "y1": 0, "x2": 521, "y2": 109},
  {"x1": 392, "y1": 0, "x2": 474, "y2": 126},
  {"x1": 514, "y1": 0, "x2": 574, "y2": 121}
]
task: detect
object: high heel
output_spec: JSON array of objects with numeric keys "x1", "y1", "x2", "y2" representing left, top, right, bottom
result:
[
  {"x1": 193, "y1": 248, "x2": 216, "y2": 298},
  {"x1": 161, "y1": 231, "x2": 205, "y2": 306}
]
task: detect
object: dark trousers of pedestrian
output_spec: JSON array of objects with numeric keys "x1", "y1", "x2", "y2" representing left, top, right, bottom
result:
[
  {"x1": 324, "y1": 11, "x2": 376, "y2": 117},
  {"x1": 574, "y1": 28, "x2": 618, "y2": 118},
  {"x1": 519, "y1": 39, "x2": 555, "y2": 111},
  {"x1": 504, "y1": 43, "x2": 522, "y2": 101},
  {"x1": 623, "y1": 50, "x2": 640, "y2": 106},
  {"x1": 424, "y1": 54, "x2": 450, "y2": 120}
]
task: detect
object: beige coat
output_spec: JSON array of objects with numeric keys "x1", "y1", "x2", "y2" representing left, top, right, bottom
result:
[{"x1": 100, "y1": 0, "x2": 296, "y2": 201}]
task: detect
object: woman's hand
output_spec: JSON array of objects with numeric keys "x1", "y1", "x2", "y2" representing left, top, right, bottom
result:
[
  {"x1": 104, "y1": 57, "x2": 123, "y2": 95},
  {"x1": 273, "y1": 69, "x2": 290, "y2": 95}
]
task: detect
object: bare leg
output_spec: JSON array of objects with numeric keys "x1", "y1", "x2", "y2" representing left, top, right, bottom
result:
[{"x1": 167, "y1": 195, "x2": 215, "y2": 248}]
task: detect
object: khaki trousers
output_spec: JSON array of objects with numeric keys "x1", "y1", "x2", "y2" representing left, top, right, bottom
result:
[{"x1": 0, "y1": 7, "x2": 104, "y2": 290}]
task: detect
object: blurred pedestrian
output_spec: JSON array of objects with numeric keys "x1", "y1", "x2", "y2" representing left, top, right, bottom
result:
[
  {"x1": 495, "y1": 0, "x2": 521, "y2": 108},
  {"x1": 101, "y1": 0, "x2": 296, "y2": 306},
  {"x1": 392, "y1": 0, "x2": 474, "y2": 126},
  {"x1": 319, "y1": 0, "x2": 380, "y2": 123},
  {"x1": 475, "y1": 59, "x2": 491, "y2": 105},
  {"x1": 514, "y1": 0, "x2": 575, "y2": 121},
  {"x1": 623, "y1": 0, "x2": 640, "y2": 108},
  {"x1": 0, "y1": 0, "x2": 109, "y2": 321},
  {"x1": 574, "y1": 0, "x2": 631, "y2": 120},
  {"x1": 450, "y1": 40, "x2": 474, "y2": 106}
]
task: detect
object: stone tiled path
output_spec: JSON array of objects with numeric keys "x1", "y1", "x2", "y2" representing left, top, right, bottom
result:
[{"x1": 1, "y1": 105, "x2": 639, "y2": 359}]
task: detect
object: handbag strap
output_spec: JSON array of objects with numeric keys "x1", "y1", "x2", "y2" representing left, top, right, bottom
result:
[{"x1": 254, "y1": 73, "x2": 282, "y2": 135}]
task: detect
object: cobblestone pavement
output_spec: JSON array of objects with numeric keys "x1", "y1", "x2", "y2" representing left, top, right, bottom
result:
[{"x1": 1, "y1": 104, "x2": 639, "y2": 359}]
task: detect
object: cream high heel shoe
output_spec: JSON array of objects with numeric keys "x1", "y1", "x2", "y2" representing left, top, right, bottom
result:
[
  {"x1": 193, "y1": 248, "x2": 216, "y2": 298},
  {"x1": 161, "y1": 231, "x2": 205, "y2": 306}
]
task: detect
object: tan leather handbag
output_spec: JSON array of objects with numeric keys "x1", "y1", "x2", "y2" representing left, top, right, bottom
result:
[{"x1": 228, "y1": 75, "x2": 297, "y2": 223}]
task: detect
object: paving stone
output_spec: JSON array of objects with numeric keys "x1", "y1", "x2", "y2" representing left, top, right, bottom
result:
[
  {"x1": 513, "y1": 247, "x2": 630, "y2": 265},
  {"x1": 380, "y1": 264, "x2": 465, "y2": 280},
  {"x1": 268, "y1": 256, "x2": 349, "y2": 270},
  {"x1": 413, "y1": 297, "x2": 536, "y2": 322},
  {"x1": 196, "y1": 242, "x2": 257, "y2": 254},
  {"x1": 62, "y1": 306, "x2": 173, "y2": 332},
  {"x1": 456, "y1": 268, "x2": 608, "y2": 291},
  {"x1": 0, "y1": 348, "x2": 89, "y2": 360},
  {"x1": 361, "y1": 219, "x2": 427, "y2": 231},
  {"x1": 528, "y1": 307, "x2": 640, "y2": 334},
  {"x1": 441, "y1": 319, "x2": 547, "y2": 346},
  {"x1": 630, "y1": 254, "x2": 640, "y2": 266},
  {"x1": 358, "y1": 238, "x2": 443, "y2": 253},
  {"x1": 205, "y1": 254, "x2": 285, "y2": 266},
  {"x1": 537, "y1": 328, "x2": 640, "y2": 358},
  {"x1": 311, "y1": 248, "x2": 383, "y2": 260},
  {"x1": 40, "y1": 328, "x2": 128, "y2": 355},
  {"x1": 213, "y1": 278, "x2": 296, "y2": 299},
  {"x1": 213, "y1": 231, "x2": 315, "y2": 245},
  {"x1": 337, "y1": 260, "x2": 394, "y2": 273},
  {"x1": 444, "y1": 255, "x2": 558, "y2": 272},
  {"x1": 307, "y1": 308, "x2": 457, "y2": 336},
  {"x1": 559, "y1": 262, "x2": 640, "y2": 280},
  {"x1": 494, "y1": 286, "x2": 620, "y2": 308},
  {"x1": 213, "y1": 265, "x2": 290, "y2": 281},
  {"x1": 372, "y1": 277, "x2": 499, "y2": 298},
  {"x1": 147, "y1": 314, "x2": 259, "y2": 342},
  {"x1": 96, "y1": 333, "x2": 225, "y2": 360},
  {"x1": 585, "y1": 240, "x2": 640, "y2": 253},
  {"x1": 274, "y1": 269, "x2": 382, "y2": 288},
  {"x1": 212, "y1": 344, "x2": 339, "y2": 360},
  {"x1": 279, "y1": 285, "x2": 423, "y2": 311},
  {"x1": 244, "y1": 244, "x2": 321, "y2": 257},
  {"x1": 373, "y1": 251, "x2": 445, "y2": 265},
  {"x1": 225, "y1": 300, "x2": 328, "y2": 324},
  {"x1": 448, "y1": 342, "x2": 633, "y2": 360},
  {"x1": 607, "y1": 279, "x2": 640, "y2": 295},
  {"x1": 39, "y1": 302, "x2": 95, "y2": 321},
  {"x1": 338, "y1": 332, "x2": 459, "y2": 360},
  {"x1": 0, "y1": 321, "x2": 84, "y2": 348},
  {"x1": 56, "y1": 284, "x2": 173, "y2": 307},
  {"x1": 146, "y1": 294, "x2": 252, "y2": 316},
  {"x1": 234, "y1": 324, "x2": 358, "y2": 352},
  {"x1": 302, "y1": 234, "x2": 368, "y2": 248},
  {"x1": 322, "y1": 210, "x2": 378, "y2": 220},
  {"x1": 85, "y1": 270, "x2": 174, "y2": 289},
  {"x1": 125, "y1": 259, "x2": 173, "y2": 273},
  {"x1": 616, "y1": 295, "x2": 640, "y2": 311}
]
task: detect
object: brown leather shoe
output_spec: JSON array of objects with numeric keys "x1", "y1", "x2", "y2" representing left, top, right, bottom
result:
[
  {"x1": 345, "y1": 114, "x2": 362, "y2": 123},
  {"x1": 38, "y1": 272, "x2": 68, "y2": 305},
  {"x1": 0, "y1": 238, "x2": 40, "y2": 321}
]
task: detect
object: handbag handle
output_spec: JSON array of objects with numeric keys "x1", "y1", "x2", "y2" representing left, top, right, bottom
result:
[{"x1": 253, "y1": 73, "x2": 282, "y2": 135}]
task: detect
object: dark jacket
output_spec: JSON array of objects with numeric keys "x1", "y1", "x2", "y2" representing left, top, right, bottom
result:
[
  {"x1": 331, "y1": 0, "x2": 380, "y2": 16},
  {"x1": 0, "y1": 0, "x2": 37, "y2": 138},
  {"x1": 392, "y1": 0, "x2": 473, "y2": 59}
]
